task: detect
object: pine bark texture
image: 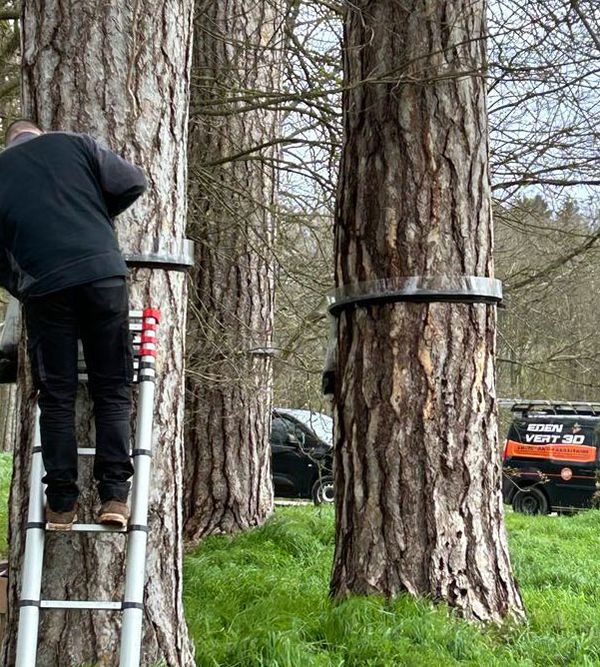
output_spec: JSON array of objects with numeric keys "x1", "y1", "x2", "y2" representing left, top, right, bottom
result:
[
  {"x1": 183, "y1": 0, "x2": 283, "y2": 541},
  {"x1": 331, "y1": 0, "x2": 524, "y2": 622},
  {"x1": 2, "y1": 1, "x2": 195, "y2": 665}
]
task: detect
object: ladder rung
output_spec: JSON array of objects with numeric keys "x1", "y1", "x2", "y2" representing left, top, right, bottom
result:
[
  {"x1": 46, "y1": 523, "x2": 127, "y2": 533},
  {"x1": 40, "y1": 600, "x2": 122, "y2": 610},
  {"x1": 78, "y1": 448, "x2": 142, "y2": 457}
]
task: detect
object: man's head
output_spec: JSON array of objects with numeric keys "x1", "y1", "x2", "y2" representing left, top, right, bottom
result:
[{"x1": 4, "y1": 119, "x2": 43, "y2": 145}]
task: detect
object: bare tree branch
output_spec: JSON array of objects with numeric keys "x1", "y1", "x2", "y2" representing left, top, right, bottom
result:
[{"x1": 570, "y1": 0, "x2": 600, "y2": 52}]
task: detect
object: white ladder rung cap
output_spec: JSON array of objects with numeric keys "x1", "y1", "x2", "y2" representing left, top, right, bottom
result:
[
  {"x1": 40, "y1": 600, "x2": 122, "y2": 610},
  {"x1": 46, "y1": 523, "x2": 127, "y2": 533}
]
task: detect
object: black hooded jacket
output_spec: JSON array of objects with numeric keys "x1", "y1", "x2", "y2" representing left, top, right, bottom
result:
[{"x1": 0, "y1": 131, "x2": 146, "y2": 301}]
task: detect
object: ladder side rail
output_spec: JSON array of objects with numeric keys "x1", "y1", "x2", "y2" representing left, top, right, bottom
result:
[
  {"x1": 120, "y1": 309, "x2": 159, "y2": 667},
  {"x1": 15, "y1": 407, "x2": 45, "y2": 667}
]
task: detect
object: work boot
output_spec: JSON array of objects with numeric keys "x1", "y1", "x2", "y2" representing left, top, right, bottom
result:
[
  {"x1": 98, "y1": 500, "x2": 130, "y2": 528},
  {"x1": 46, "y1": 504, "x2": 78, "y2": 531}
]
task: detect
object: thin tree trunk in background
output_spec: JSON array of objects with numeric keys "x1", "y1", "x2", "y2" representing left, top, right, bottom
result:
[
  {"x1": 331, "y1": 0, "x2": 524, "y2": 622},
  {"x1": 2, "y1": 1, "x2": 195, "y2": 664},
  {"x1": 0, "y1": 1, "x2": 20, "y2": 141},
  {"x1": 183, "y1": 0, "x2": 285, "y2": 542},
  {"x1": 0, "y1": 295, "x2": 16, "y2": 453},
  {"x1": 0, "y1": 385, "x2": 16, "y2": 452}
]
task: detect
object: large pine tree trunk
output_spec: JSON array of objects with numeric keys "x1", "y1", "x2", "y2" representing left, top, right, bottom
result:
[
  {"x1": 183, "y1": 0, "x2": 284, "y2": 541},
  {"x1": 2, "y1": 1, "x2": 196, "y2": 664},
  {"x1": 331, "y1": 0, "x2": 524, "y2": 622}
]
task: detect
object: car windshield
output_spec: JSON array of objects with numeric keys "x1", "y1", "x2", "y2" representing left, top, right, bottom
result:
[{"x1": 276, "y1": 409, "x2": 333, "y2": 447}]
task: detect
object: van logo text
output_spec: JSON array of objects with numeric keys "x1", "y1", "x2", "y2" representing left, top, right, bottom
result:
[{"x1": 526, "y1": 424, "x2": 563, "y2": 433}]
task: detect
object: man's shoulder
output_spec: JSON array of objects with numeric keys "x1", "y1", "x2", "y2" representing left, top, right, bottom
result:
[
  {"x1": 1, "y1": 131, "x2": 93, "y2": 154},
  {"x1": 47, "y1": 130, "x2": 93, "y2": 139},
  {"x1": 0, "y1": 132, "x2": 97, "y2": 174},
  {"x1": 45, "y1": 131, "x2": 96, "y2": 148}
]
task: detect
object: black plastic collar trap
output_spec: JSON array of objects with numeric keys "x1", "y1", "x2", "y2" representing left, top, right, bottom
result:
[{"x1": 328, "y1": 276, "x2": 503, "y2": 316}]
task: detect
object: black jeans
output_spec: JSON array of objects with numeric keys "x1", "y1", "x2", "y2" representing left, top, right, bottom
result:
[{"x1": 24, "y1": 277, "x2": 134, "y2": 511}]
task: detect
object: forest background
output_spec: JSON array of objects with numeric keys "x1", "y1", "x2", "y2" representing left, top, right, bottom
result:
[{"x1": 1, "y1": 0, "x2": 599, "y2": 426}]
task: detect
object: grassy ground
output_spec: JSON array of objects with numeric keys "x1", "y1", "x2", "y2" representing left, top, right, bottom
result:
[
  {"x1": 1, "y1": 451, "x2": 600, "y2": 665},
  {"x1": 185, "y1": 507, "x2": 600, "y2": 666},
  {"x1": 0, "y1": 453, "x2": 11, "y2": 558}
]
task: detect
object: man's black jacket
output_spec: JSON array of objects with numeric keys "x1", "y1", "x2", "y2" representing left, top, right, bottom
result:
[{"x1": 0, "y1": 131, "x2": 146, "y2": 301}]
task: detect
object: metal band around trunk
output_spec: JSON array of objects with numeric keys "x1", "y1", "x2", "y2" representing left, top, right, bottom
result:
[
  {"x1": 124, "y1": 239, "x2": 194, "y2": 272},
  {"x1": 329, "y1": 276, "x2": 503, "y2": 316}
]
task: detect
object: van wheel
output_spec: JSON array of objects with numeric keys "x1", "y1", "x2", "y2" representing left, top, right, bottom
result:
[
  {"x1": 512, "y1": 487, "x2": 549, "y2": 515},
  {"x1": 312, "y1": 476, "x2": 335, "y2": 505}
]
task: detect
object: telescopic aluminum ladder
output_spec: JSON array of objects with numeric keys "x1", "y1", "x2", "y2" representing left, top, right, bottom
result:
[{"x1": 15, "y1": 307, "x2": 161, "y2": 667}]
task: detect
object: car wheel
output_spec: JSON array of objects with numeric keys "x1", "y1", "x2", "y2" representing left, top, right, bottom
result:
[
  {"x1": 512, "y1": 487, "x2": 549, "y2": 515},
  {"x1": 312, "y1": 476, "x2": 335, "y2": 505}
]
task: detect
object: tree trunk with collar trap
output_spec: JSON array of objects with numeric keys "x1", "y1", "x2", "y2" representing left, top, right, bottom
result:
[
  {"x1": 330, "y1": 0, "x2": 524, "y2": 622},
  {"x1": 1, "y1": 1, "x2": 195, "y2": 664},
  {"x1": 183, "y1": 0, "x2": 285, "y2": 542}
]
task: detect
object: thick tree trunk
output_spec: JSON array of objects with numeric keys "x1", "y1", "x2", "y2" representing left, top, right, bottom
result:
[
  {"x1": 2, "y1": 1, "x2": 196, "y2": 665},
  {"x1": 183, "y1": 0, "x2": 283, "y2": 541},
  {"x1": 331, "y1": 1, "x2": 524, "y2": 622}
]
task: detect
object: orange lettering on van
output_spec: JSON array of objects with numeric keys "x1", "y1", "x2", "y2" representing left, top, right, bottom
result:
[{"x1": 505, "y1": 439, "x2": 597, "y2": 463}]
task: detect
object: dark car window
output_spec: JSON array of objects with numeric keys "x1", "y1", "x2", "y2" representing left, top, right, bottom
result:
[
  {"x1": 293, "y1": 423, "x2": 317, "y2": 448},
  {"x1": 271, "y1": 416, "x2": 306, "y2": 448},
  {"x1": 271, "y1": 417, "x2": 291, "y2": 447}
]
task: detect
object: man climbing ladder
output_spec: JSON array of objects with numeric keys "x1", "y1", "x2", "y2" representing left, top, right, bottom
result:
[
  {"x1": 15, "y1": 305, "x2": 160, "y2": 666},
  {"x1": 0, "y1": 119, "x2": 147, "y2": 528}
]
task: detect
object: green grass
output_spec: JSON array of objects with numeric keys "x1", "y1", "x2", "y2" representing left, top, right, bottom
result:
[
  {"x1": 1, "y1": 452, "x2": 600, "y2": 665},
  {"x1": 0, "y1": 453, "x2": 12, "y2": 558},
  {"x1": 184, "y1": 507, "x2": 600, "y2": 666}
]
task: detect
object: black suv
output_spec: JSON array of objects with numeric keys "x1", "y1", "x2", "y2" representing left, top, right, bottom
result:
[
  {"x1": 502, "y1": 401, "x2": 600, "y2": 514},
  {"x1": 271, "y1": 408, "x2": 334, "y2": 504}
]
